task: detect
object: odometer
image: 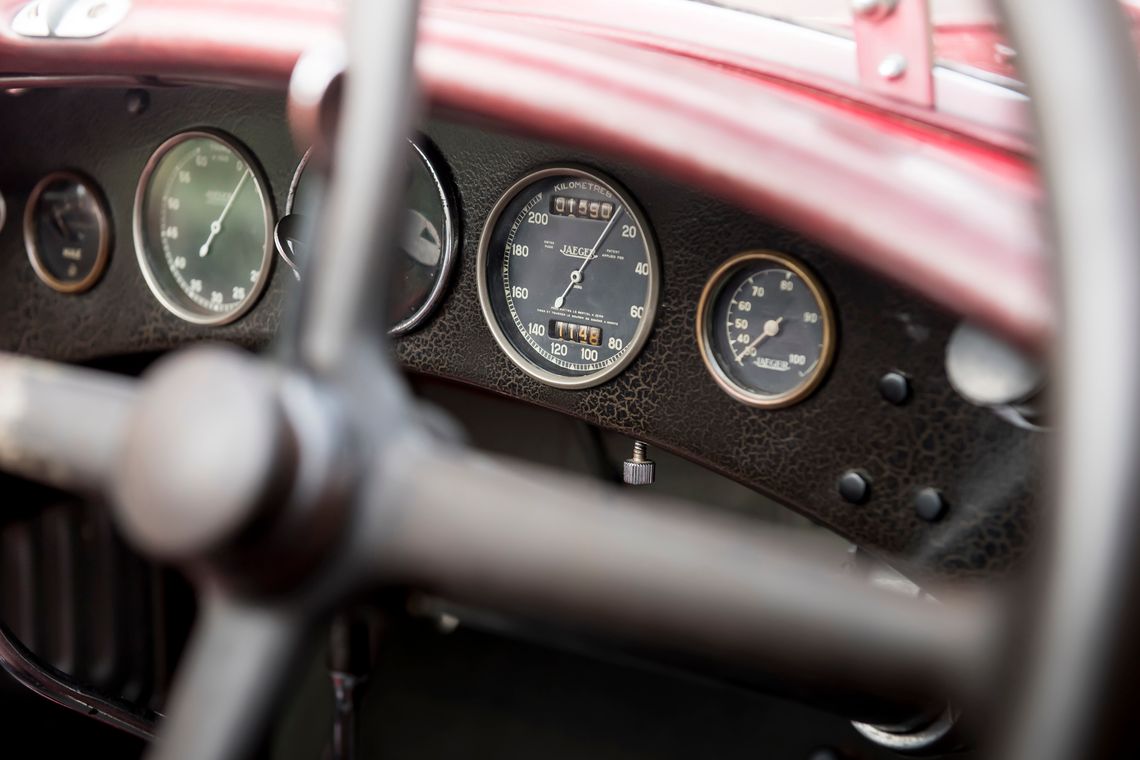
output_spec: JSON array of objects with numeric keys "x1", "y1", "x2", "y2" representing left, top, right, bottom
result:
[
  {"x1": 134, "y1": 130, "x2": 274, "y2": 325},
  {"x1": 697, "y1": 251, "x2": 836, "y2": 408},
  {"x1": 477, "y1": 167, "x2": 659, "y2": 388}
]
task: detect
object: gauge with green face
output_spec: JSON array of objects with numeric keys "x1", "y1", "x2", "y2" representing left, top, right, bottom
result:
[{"x1": 134, "y1": 130, "x2": 274, "y2": 325}]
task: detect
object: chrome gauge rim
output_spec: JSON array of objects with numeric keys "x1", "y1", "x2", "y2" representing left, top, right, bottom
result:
[
  {"x1": 476, "y1": 165, "x2": 660, "y2": 389},
  {"x1": 133, "y1": 129, "x2": 275, "y2": 326},
  {"x1": 696, "y1": 250, "x2": 835, "y2": 408},
  {"x1": 283, "y1": 138, "x2": 459, "y2": 337},
  {"x1": 23, "y1": 170, "x2": 112, "y2": 294}
]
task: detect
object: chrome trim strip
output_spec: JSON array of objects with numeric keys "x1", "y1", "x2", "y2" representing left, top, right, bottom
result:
[{"x1": 0, "y1": 620, "x2": 159, "y2": 741}]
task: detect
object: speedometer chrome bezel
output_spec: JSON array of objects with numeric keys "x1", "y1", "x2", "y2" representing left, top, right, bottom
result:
[
  {"x1": 696, "y1": 250, "x2": 836, "y2": 408},
  {"x1": 476, "y1": 165, "x2": 660, "y2": 389},
  {"x1": 133, "y1": 128, "x2": 275, "y2": 326}
]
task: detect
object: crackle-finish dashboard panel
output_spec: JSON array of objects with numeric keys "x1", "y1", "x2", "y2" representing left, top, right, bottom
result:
[{"x1": 0, "y1": 86, "x2": 1041, "y2": 582}]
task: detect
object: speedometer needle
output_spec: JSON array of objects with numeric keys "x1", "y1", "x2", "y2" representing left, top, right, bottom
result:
[
  {"x1": 552, "y1": 205, "x2": 624, "y2": 309},
  {"x1": 199, "y1": 168, "x2": 250, "y2": 258},
  {"x1": 734, "y1": 317, "x2": 783, "y2": 364}
]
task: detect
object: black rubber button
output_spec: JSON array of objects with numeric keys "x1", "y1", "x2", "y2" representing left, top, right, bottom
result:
[
  {"x1": 878, "y1": 370, "x2": 911, "y2": 405},
  {"x1": 915, "y1": 487, "x2": 947, "y2": 522},
  {"x1": 838, "y1": 470, "x2": 871, "y2": 504}
]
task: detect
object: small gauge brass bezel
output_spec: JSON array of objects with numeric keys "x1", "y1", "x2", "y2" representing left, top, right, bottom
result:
[
  {"x1": 133, "y1": 129, "x2": 275, "y2": 326},
  {"x1": 23, "y1": 170, "x2": 112, "y2": 294},
  {"x1": 696, "y1": 250, "x2": 836, "y2": 409}
]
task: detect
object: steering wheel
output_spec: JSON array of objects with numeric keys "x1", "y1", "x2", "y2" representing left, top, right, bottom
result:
[{"x1": 0, "y1": 2, "x2": 1136, "y2": 759}]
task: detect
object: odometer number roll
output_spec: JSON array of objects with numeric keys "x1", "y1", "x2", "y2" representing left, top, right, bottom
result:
[
  {"x1": 134, "y1": 130, "x2": 274, "y2": 325},
  {"x1": 477, "y1": 167, "x2": 659, "y2": 388},
  {"x1": 697, "y1": 251, "x2": 836, "y2": 408}
]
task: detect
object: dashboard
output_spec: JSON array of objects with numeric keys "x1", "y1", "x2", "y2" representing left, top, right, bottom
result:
[{"x1": 0, "y1": 85, "x2": 1041, "y2": 583}]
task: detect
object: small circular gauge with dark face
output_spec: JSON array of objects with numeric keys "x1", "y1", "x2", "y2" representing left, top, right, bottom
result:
[
  {"x1": 135, "y1": 130, "x2": 274, "y2": 325},
  {"x1": 24, "y1": 171, "x2": 111, "y2": 293},
  {"x1": 478, "y1": 166, "x2": 659, "y2": 389},
  {"x1": 697, "y1": 251, "x2": 835, "y2": 408}
]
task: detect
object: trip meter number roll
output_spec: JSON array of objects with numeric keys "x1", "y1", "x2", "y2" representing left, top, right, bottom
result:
[{"x1": 477, "y1": 167, "x2": 659, "y2": 388}]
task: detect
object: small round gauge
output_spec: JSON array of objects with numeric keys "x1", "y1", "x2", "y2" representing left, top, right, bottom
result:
[
  {"x1": 23, "y1": 171, "x2": 111, "y2": 293},
  {"x1": 697, "y1": 251, "x2": 835, "y2": 408},
  {"x1": 477, "y1": 166, "x2": 659, "y2": 388},
  {"x1": 134, "y1": 130, "x2": 274, "y2": 325},
  {"x1": 279, "y1": 139, "x2": 458, "y2": 335}
]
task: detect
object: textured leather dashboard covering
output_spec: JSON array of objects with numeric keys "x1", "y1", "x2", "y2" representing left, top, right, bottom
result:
[{"x1": 0, "y1": 88, "x2": 1040, "y2": 583}]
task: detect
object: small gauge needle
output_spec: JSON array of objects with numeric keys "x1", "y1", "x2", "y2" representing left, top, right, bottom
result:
[
  {"x1": 734, "y1": 317, "x2": 783, "y2": 364},
  {"x1": 552, "y1": 205, "x2": 624, "y2": 309},
  {"x1": 51, "y1": 205, "x2": 72, "y2": 239},
  {"x1": 199, "y1": 168, "x2": 250, "y2": 257}
]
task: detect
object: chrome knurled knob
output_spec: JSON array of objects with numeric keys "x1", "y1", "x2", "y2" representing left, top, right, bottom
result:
[{"x1": 623, "y1": 440, "x2": 656, "y2": 486}]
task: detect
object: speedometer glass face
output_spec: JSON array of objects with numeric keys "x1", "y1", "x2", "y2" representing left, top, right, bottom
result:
[
  {"x1": 478, "y1": 167, "x2": 659, "y2": 388},
  {"x1": 135, "y1": 130, "x2": 274, "y2": 325},
  {"x1": 697, "y1": 251, "x2": 836, "y2": 408}
]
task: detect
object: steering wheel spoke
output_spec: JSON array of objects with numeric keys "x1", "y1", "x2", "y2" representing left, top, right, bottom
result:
[
  {"x1": 147, "y1": 591, "x2": 309, "y2": 760},
  {"x1": 0, "y1": 352, "x2": 136, "y2": 494},
  {"x1": 375, "y1": 446, "x2": 996, "y2": 710}
]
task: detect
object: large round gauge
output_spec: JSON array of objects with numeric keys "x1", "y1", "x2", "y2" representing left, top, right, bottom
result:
[
  {"x1": 477, "y1": 167, "x2": 659, "y2": 388},
  {"x1": 134, "y1": 130, "x2": 274, "y2": 325},
  {"x1": 280, "y1": 139, "x2": 458, "y2": 336},
  {"x1": 23, "y1": 171, "x2": 111, "y2": 293},
  {"x1": 697, "y1": 251, "x2": 835, "y2": 408}
]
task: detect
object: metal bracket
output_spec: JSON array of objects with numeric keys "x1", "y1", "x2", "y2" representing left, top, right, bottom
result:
[{"x1": 852, "y1": 0, "x2": 934, "y2": 108}]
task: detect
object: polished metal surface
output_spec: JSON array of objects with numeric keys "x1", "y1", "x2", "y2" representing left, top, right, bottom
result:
[
  {"x1": 622, "y1": 440, "x2": 655, "y2": 486},
  {"x1": 12, "y1": 0, "x2": 131, "y2": 39},
  {"x1": 994, "y1": 1, "x2": 1140, "y2": 759},
  {"x1": 132, "y1": 129, "x2": 276, "y2": 327},
  {"x1": 945, "y1": 321, "x2": 1044, "y2": 409}
]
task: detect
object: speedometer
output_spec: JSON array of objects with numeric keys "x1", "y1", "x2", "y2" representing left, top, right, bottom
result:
[{"x1": 477, "y1": 167, "x2": 659, "y2": 388}]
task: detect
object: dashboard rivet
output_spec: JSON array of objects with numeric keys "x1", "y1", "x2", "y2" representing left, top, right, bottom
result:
[
  {"x1": 878, "y1": 371, "x2": 911, "y2": 405},
  {"x1": 851, "y1": 0, "x2": 897, "y2": 21},
  {"x1": 915, "y1": 487, "x2": 947, "y2": 522},
  {"x1": 878, "y1": 54, "x2": 908, "y2": 81},
  {"x1": 837, "y1": 470, "x2": 872, "y2": 504}
]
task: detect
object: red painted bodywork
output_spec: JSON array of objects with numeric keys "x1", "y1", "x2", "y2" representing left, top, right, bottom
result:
[{"x1": 0, "y1": 0, "x2": 1051, "y2": 351}]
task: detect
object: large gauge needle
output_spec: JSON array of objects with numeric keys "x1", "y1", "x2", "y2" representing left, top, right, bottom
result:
[
  {"x1": 552, "y1": 205, "x2": 624, "y2": 309},
  {"x1": 734, "y1": 317, "x2": 783, "y2": 364},
  {"x1": 199, "y1": 168, "x2": 250, "y2": 258}
]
